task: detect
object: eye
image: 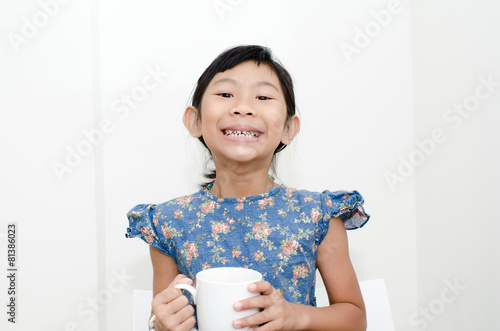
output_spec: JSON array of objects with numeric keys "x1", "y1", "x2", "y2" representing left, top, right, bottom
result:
[
  {"x1": 256, "y1": 96, "x2": 271, "y2": 101},
  {"x1": 218, "y1": 93, "x2": 233, "y2": 98}
]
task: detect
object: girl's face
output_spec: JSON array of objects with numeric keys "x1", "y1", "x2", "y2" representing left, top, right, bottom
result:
[{"x1": 184, "y1": 60, "x2": 298, "y2": 167}]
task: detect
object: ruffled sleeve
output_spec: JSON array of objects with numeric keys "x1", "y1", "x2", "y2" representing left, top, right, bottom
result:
[
  {"x1": 318, "y1": 190, "x2": 370, "y2": 243},
  {"x1": 125, "y1": 204, "x2": 172, "y2": 256}
]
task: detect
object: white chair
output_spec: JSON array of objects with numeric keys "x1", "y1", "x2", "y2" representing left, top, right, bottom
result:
[
  {"x1": 134, "y1": 279, "x2": 394, "y2": 331},
  {"x1": 134, "y1": 290, "x2": 153, "y2": 331},
  {"x1": 315, "y1": 278, "x2": 394, "y2": 331},
  {"x1": 360, "y1": 279, "x2": 395, "y2": 331}
]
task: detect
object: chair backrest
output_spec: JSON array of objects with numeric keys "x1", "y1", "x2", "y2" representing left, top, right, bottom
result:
[
  {"x1": 133, "y1": 290, "x2": 152, "y2": 331},
  {"x1": 316, "y1": 278, "x2": 394, "y2": 331},
  {"x1": 359, "y1": 279, "x2": 395, "y2": 331},
  {"x1": 134, "y1": 279, "x2": 394, "y2": 331}
]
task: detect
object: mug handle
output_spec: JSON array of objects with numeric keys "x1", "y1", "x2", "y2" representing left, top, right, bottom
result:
[{"x1": 174, "y1": 284, "x2": 197, "y2": 304}]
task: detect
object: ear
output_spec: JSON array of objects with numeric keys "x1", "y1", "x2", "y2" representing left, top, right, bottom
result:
[
  {"x1": 183, "y1": 106, "x2": 202, "y2": 138},
  {"x1": 281, "y1": 115, "x2": 300, "y2": 145}
]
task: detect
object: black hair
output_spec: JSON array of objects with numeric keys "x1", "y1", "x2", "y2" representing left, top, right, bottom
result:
[{"x1": 190, "y1": 45, "x2": 296, "y2": 187}]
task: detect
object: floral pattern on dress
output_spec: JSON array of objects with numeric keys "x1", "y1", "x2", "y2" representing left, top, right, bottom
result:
[{"x1": 126, "y1": 185, "x2": 369, "y2": 306}]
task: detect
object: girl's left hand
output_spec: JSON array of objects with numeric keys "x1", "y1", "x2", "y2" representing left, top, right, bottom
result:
[{"x1": 232, "y1": 281, "x2": 298, "y2": 331}]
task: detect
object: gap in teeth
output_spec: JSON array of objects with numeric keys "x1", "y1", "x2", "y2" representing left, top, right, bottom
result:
[{"x1": 224, "y1": 130, "x2": 260, "y2": 138}]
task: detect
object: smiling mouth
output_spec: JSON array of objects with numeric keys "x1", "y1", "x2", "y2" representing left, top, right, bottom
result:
[{"x1": 222, "y1": 129, "x2": 262, "y2": 138}]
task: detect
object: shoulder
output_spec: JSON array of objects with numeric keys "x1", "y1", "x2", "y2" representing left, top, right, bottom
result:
[
  {"x1": 278, "y1": 186, "x2": 324, "y2": 202},
  {"x1": 125, "y1": 190, "x2": 206, "y2": 252},
  {"x1": 127, "y1": 189, "x2": 205, "y2": 223},
  {"x1": 279, "y1": 186, "x2": 370, "y2": 231},
  {"x1": 320, "y1": 190, "x2": 366, "y2": 207},
  {"x1": 279, "y1": 186, "x2": 362, "y2": 208},
  {"x1": 150, "y1": 189, "x2": 205, "y2": 211}
]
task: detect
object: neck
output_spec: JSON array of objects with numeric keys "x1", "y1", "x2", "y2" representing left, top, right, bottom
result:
[{"x1": 208, "y1": 163, "x2": 277, "y2": 198}]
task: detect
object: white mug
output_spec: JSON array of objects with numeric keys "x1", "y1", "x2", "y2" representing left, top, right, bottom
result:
[{"x1": 175, "y1": 267, "x2": 262, "y2": 331}]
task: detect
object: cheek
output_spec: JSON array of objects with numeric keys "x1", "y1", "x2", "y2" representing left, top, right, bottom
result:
[
  {"x1": 200, "y1": 108, "x2": 219, "y2": 131},
  {"x1": 267, "y1": 112, "x2": 288, "y2": 134}
]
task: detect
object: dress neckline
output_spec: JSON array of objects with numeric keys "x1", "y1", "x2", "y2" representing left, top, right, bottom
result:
[{"x1": 200, "y1": 184, "x2": 285, "y2": 203}]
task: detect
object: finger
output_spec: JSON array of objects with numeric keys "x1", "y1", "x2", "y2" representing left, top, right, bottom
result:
[
  {"x1": 166, "y1": 294, "x2": 192, "y2": 315},
  {"x1": 154, "y1": 275, "x2": 193, "y2": 305},
  {"x1": 247, "y1": 281, "x2": 273, "y2": 295},
  {"x1": 153, "y1": 292, "x2": 189, "y2": 322},
  {"x1": 158, "y1": 302, "x2": 195, "y2": 330},
  {"x1": 236, "y1": 309, "x2": 287, "y2": 331},
  {"x1": 234, "y1": 293, "x2": 273, "y2": 312},
  {"x1": 234, "y1": 282, "x2": 278, "y2": 312},
  {"x1": 170, "y1": 274, "x2": 193, "y2": 287},
  {"x1": 247, "y1": 320, "x2": 281, "y2": 331},
  {"x1": 178, "y1": 315, "x2": 196, "y2": 331},
  {"x1": 233, "y1": 310, "x2": 270, "y2": 330}
]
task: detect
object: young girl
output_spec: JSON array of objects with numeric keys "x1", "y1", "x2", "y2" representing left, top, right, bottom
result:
[{"x1": 126, "y1": 45, "x2": 370, "y2": 331}]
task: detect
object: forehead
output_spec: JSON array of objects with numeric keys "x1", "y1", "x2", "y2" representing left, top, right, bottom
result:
[{"x1": 208, "y1": 61, "x2": 281, "y2": 90}]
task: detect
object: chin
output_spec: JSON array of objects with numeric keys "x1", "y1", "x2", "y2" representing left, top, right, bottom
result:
[
  {"x1": 219, "y1": 151, "x2": 267, "y2": 164},
  {"x1": 228, "y1": 155, "x2": 258, "y2": 163}
]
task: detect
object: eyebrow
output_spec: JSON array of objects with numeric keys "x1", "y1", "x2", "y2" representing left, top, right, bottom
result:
[{"x1": 212, "y1": 78, "x2": 279, "y2": 92}]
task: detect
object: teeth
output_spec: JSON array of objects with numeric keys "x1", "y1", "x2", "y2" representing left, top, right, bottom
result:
[{"x1": 224, "y1": 130, "x2": 260, "y2": 138}]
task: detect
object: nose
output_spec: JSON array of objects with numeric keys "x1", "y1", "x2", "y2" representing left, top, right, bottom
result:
[
  {"x1": 232, "y1": 108, "x2": 254, "y2": 116},
  {"x1": 231, "y1": 97, "x2": 255, "y2": 116}
]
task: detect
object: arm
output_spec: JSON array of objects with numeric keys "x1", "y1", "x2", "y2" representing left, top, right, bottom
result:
[
  {"x1": 149, "y1": 246, "x2": 196, "y2": 331},
  {"x1": 233, "y1": 216, "x2": 366, "y2": 331},
  {"x1": 150, "y1": 245, "x2": 180, "y2": 297},
  {"x1": 314, "y1": 216, "x2": 366, "y2": 330}
]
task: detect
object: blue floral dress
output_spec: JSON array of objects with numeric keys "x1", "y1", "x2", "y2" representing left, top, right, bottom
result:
[{"x1": 126, "y1": 185, "x2": 369, "y2": 306}]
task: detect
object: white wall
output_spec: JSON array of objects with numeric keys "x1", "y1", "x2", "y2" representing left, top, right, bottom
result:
[
  {"x1": 0, "y1": 1, "x2": 99, "y2": 331},
  {"x1": 411, "y1": 0, "x2": 500, "y2": 330},
  {"x1": 0, "y1": 1, "x2": 496, "y2": 331}
]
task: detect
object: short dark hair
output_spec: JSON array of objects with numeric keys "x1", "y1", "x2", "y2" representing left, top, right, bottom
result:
[{"x1": 190, "y1": 45, "x2": 296, "y2": 187}]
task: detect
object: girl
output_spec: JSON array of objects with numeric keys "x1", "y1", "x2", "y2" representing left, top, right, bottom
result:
[{"x1": 126, "y1": 45, "x2": 370, "y2": 331}]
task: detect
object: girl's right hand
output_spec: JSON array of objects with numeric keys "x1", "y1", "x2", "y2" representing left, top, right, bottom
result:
[{"x1": 151, "y1": 274, "x2": 196, "y2": 331}]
